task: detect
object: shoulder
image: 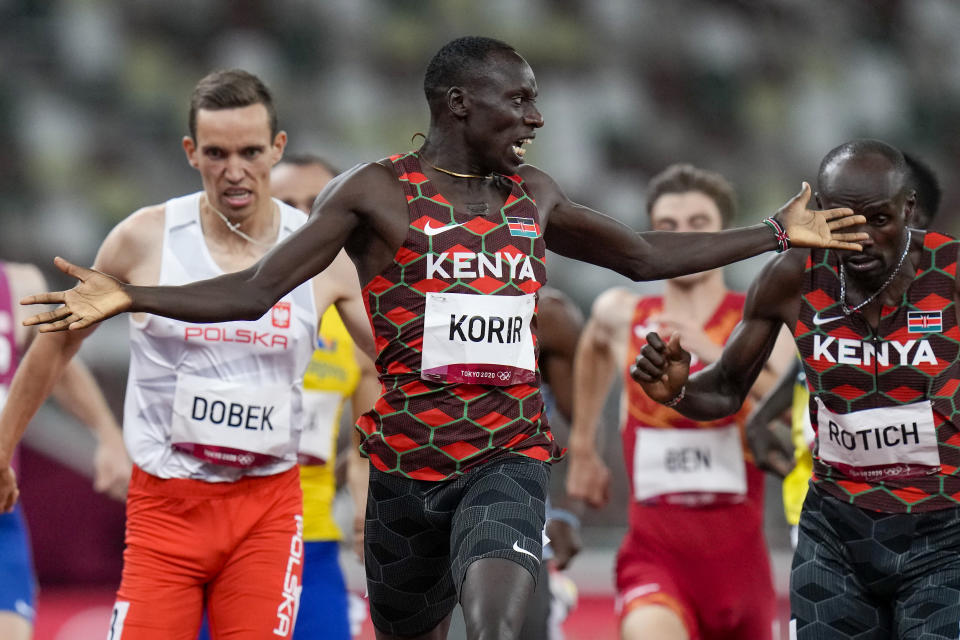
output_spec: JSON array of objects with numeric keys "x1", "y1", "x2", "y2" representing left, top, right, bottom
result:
[
  {"x1": 743, "y1": 248, "x2": 808, "y2": 316},
  {"x1": 94, "y1": 203, "x2": 166, "y2": 277},
  {"x1": 591, "y1": 286, "x2": 640, "y2": 315}
]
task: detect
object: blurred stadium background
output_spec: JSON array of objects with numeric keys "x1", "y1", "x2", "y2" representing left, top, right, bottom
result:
[{"x1": 3, "y1": 1, "x2": 960, "y2": 638}]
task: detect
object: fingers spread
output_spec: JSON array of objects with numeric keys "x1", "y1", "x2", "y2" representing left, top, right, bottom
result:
[
  {"x1": 22, "y1": 307, "x2": 72, "y2": 326},
  {"x1": 20, "y1": 291, "x2": 67, "y2": 306},
  {"x1": 826, "y1": 241, "x2": 864, "y2": 251},
  {"x1": 825, "y1": 213, "x2": 865, "y2": 228}
]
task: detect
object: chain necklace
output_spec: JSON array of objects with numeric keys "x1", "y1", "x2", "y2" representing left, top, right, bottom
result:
[
  {"x1": 839, "y1": 227, "x2": 912, "y2": 315},
  {"x1": 203, "y1": 195, "x2": 278, "y2": 247},
  {"x1": 420, "y1": 156, "x2": 494, "y2": 180}
]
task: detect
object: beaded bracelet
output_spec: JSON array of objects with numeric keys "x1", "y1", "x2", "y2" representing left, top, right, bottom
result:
[
  {"x1": 762, "y1": 217, "x2": 790, "y2": 253},
  {"x1": 663, "y1": 385, "x2": 686, "y2": 408}
]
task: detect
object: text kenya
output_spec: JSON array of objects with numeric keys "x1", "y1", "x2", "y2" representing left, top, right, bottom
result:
[
  {"x1": 185, "y1": 327, "x2": 288, "y2": 349},
  {"x1": 812, "y1": 335, "x2": 937, "y2": 367},
  {"x1": 426, "y1": 251, "x2": 537, "y2": 281}
]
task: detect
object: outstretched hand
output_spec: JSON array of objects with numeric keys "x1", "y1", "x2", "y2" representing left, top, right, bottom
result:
[
  {"x1": 777, "y1": 182, "x2": 867, "y2": 251},
  {"x1": 20, "y1": 257, "x2": 132, "y2": 332},
  {"x1": 629, "y1": 332, "x2": 690, "y2": 404}
]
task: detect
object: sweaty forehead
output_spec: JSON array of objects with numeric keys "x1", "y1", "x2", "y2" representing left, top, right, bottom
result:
[
  {"x1": 820, "y1": 155, "x2": 905, "y2": 203},
  {"x1": 473, "y1": 50, "x2": 536, "y2": 90}
]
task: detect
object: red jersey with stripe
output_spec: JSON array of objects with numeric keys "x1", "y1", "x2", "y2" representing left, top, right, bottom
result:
[
  {"x1": 621, "y1": 292, "x2": 765, "y2": 513},
  {"x1": 797, "y1": 231, "x2": 960, "y2": 512},
  {"x1": 356, "y1": 152, "x2": 563, "y2": 481}
]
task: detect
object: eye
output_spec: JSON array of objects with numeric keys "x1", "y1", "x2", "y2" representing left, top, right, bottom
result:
[
  {"x1": 871, "y1": 215, "x2": 889, "y2": 226},
  {"x1": 244, "y1": 148, "x2": 262, "y2": 159},
  {"x1": 206, "y1": 148, "x2": 224, "y2": 159},
  {"x1": 512, "y1": 96, "x2": 523, "y2": 105}
]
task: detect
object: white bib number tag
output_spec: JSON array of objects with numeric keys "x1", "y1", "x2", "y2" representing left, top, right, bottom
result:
[
  {"x1": 632, "y1": 426, "x2": 746, "y2": 503},
  {"x1": 816, "y1": 397, "x2": 940, "y2": 480},
  {"x1": 298, "y1": 389, "x2": 341, "y2": 466},
  {"x1": 171, "y1": 373, "x2": 292, "y2": 468},
  {"x1": 421, "y1": 292, "x2": 536, "y2": 386}
]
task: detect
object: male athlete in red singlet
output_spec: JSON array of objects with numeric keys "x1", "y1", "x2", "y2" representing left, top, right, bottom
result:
[
  {"x1": 14, "y1": 38, "x2": 865, "y2": 640},
  {"x1": 633, "y1": 140, "x2": 960, "y2": 639},
  {"x1": 568, "y1": 164, "x2": 793, "y2": 640}
]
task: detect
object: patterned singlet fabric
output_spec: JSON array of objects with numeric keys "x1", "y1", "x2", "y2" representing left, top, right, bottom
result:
[
  {"x1": 797, "y1": 231, "x2": 960, "y2": 512},
  {"x1": 356, "y1": 152, "x2": 564, "y2": 481}
]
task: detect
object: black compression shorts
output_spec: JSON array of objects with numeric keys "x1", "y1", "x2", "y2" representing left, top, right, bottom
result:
[
  {"x1": 791, "y1": 483, "x2": 960, "y2": 639},
  {"x1": 364, "y1": 456, "x2": 549, "y2": 637}
]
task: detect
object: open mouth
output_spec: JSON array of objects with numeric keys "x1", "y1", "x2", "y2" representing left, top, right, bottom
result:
[
  {"x1": 223, "y1": 188, "x2": 253, "y2": 208},
  {"x1": 512, "y1": 137, "x2": 533, "y2": 160}
]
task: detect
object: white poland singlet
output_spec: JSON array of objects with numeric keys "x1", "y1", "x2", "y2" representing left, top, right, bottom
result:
[{"x1": 122, "y1": 192, "x2": 318, "y2": 482}]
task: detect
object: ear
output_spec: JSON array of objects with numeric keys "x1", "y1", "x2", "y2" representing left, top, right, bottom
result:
[
  {"x1": 903, "y1": 188, "x2": 916, "y2": 221},
  {"x1": 271, "y1": 130, "x2": 288, "y2": 166},
  {"x1": 446, "y1": 86, "x2": 468, "y2": 118},
  {"x1": 182, "y1": 136, "x2": 199, "y2": 169}
]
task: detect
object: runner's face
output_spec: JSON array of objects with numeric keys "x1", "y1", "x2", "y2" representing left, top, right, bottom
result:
[
  {"x1": 464, "y1": 51, "x2": 544, "y2": 174},
  {"x1": 650, "y1": 191, "x2": 723, "y2": 286},
  {"x1": 183, "y1": 104, "x2": 286, "y2": 219},
  {"x1": 271, "y1": 163, "x2": 335, "y2": 214},
  {"x1": 819, "y1": 161, "x2": 910, "y2": 283}
]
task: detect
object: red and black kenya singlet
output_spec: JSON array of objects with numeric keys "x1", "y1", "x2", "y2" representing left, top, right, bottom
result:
[
  {"x1": 797, "y1": 231, "x2": 960, "y2": 512},
  {"x1": 356, "y1": 152, "x2": 563, "y2": 480}
]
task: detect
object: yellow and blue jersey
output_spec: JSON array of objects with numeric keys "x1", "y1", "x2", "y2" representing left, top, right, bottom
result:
[{"x1": 300, "y1": 307, "x2": 360, "y2": 542}]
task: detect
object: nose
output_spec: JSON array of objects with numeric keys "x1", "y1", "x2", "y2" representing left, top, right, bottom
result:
[
  {"x1": 224, "y1": 155, "x2": 245, "y2": 182},
  {"x1": 525, "y1": 105, "x2": 544, "y2": 128}
]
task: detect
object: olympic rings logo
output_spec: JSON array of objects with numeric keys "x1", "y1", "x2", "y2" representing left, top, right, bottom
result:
[{"x1": 497, "y1": 371, "x2": 511, "y2": 381}]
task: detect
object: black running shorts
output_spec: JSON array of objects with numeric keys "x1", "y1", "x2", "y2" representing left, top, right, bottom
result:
[
  {"x1": 790, "y1": 484, "x2": 960, "y2": 639},
  {"x1": 364, "y1": 456, "x2": 549, "y2": 637}
]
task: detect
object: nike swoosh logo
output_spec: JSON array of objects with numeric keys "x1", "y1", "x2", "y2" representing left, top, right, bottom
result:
[
  {"x1": 512, "y1": 540, "x2": 539, "y2": 562},
  {"x1": 423, "y1": 221, "x2": 465, "y2": 236},
  {"x1": 812, "y1": 312, "x2": 844, "y2": 326}
]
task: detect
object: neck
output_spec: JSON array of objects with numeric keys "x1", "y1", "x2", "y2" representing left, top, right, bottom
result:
[
  {"x1": 200, "y1": 194, "x2": 278, "y2": 247},
  {"x1": 663, "y1": 271, "x2": 727, "y2": 321},
  {"x1": 418, "y1": 139, "x2": 493, "y2": 180}
]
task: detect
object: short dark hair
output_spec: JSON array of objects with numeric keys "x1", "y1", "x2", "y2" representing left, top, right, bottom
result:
[
  {"x1": 817, "y1": 139, "x2": 907, "y2": 193},
  {"x1": 276, "y1": 153, "x2": 340, "y2": 177},
  {"x1": 903, "y1": 152, "x2": 941, "y2": 228},
  {"x1": 188, "y1": 69, "x2": 278, "y2": 140},
  {"x1": 423, "y1": 36, "x2": 516, "y2": 106},
  {"x1": 646, "y1": 163, "x2": 737, "y2": 228}
]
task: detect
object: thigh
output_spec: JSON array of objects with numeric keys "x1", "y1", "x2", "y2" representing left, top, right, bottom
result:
[
  {"x1": 207, "y1": 484, "x2": 304, "y2": 640},
  {"x1": 110, "y1": 494, "x2": 207, "y2": 640},
  {"x1": 517, "y1": 561, "x2": 551, "y2": 640},
  {"x1": 616, "y1": 546, "x2": 696, "y2": 640},
  {"x1": 450, "y1": 457, "x2": 549, "y2": 592},
  {"x1": 294, "y1": 541, "x2": 349, "y2": 640},
  {"x1": 789, "y1": 491, "x2": 891, "y2": 640},
  {"x1": 896, "y1": 509, "x2": 960, "y2": 640},
  {"x1": 365, "y1": 467, "x2": 457, "y2": 638}
]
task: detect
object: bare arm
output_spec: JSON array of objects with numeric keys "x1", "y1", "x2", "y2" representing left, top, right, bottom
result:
[
  {"x1": 347, "y1": 344, "x2": 378, "y2": 559},
  {"x1": 566, "y1": 289, "x2": 632, "y2": 508},
  {"x1": 519, "y1": 166, "x2": 865, "y2": 281},
  {"x1": 536, "y1": 288, "x2": 585, "y2": 424},
  {"x1": 630, "y1": 250, "x2": 805, "y2": 421},
  {"x1": 24, "y1": 163, "x2": 400, "y2": 332}
]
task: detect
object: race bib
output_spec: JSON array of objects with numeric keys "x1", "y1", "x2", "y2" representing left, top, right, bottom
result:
[
  {"x1": 171, "y1": 373, "x2": 293, "y2": 468},
  {"x1": 632, "y1": 426, "x2": 746, "y2": 503},
  {"x1": 816, "y1": 397, "x2": 940, "y2": 480},
  {"x1": 421, "y1": 292, "x2": 536, "y2": 386},
  {"x1": 298, "y1": 389, "x2": 342, "y2": 466}
]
